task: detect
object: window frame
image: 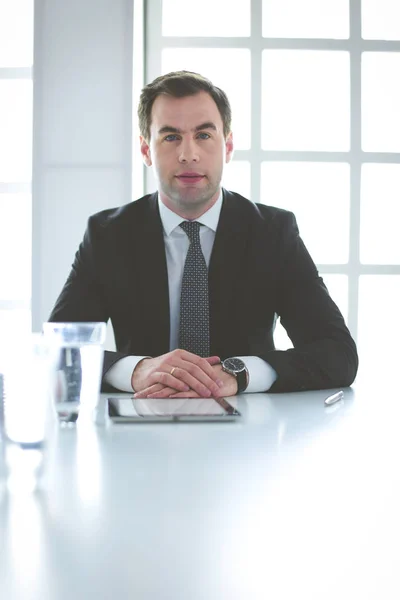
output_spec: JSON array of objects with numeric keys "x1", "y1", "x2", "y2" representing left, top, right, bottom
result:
[
  {"x1": 0, "y1": 62, "x2": 32, "y2": 315},
  {"x1": 141, "y1": 0, "x2": 400, "y2": 345}
]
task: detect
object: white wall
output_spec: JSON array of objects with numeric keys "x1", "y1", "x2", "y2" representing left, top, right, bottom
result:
[{"x1": 32, "y1": 0, "x2": 133, "y2": 345}]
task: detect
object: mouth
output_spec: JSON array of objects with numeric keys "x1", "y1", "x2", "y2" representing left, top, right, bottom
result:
[{"x1": 175, "y1": 173, "x2": 205, "y2": 184}]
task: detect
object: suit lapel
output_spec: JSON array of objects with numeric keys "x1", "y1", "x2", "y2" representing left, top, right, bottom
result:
[
  {"x1": 129, "y1": 194, "x2": 170, "y2": 355},
  {"x1": 208, "y1": 190, "x2": 250, "y2": 356}
]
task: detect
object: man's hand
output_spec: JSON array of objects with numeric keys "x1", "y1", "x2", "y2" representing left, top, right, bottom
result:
[
  {"x1": 133, "y1": 362, "x2": 238, "y2": 399},
  {"x1": 131, "y1": 349, "x2": 223, "y2": 398}
]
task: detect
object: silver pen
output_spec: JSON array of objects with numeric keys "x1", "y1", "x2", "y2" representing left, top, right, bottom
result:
[{"x1": 324, "y1": 390, "x2": 344, "y2": 406}]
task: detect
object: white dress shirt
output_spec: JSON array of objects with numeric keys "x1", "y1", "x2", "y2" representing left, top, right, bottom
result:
[{"x1": 105, "y1": 193, "x2": 277, "y2": 393}]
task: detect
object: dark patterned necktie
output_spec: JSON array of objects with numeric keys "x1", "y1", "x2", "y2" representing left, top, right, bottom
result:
[{"x1": 179, "y1": 221, "x2": 210, "y2": 357}]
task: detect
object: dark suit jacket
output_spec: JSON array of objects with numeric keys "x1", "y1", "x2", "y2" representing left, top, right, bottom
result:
[{"x1": 49, "y1": 190, "x2": 358, "y2": 392}]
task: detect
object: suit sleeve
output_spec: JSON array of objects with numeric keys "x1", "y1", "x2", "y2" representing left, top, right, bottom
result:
[
  {"x1": 263, "y1": 212, "x2": 358, "y2": 392},
  {"x1": 48, "y1": 216, "x2": 130, "y2": 384}
]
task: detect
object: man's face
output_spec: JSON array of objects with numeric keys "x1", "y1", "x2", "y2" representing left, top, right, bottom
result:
[{"x1": 140, "y1": 91, "x2": 233, "y2": 218}]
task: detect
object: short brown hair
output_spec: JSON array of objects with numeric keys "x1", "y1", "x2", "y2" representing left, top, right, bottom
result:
[{"x1": 138, "y1": 70, "x2": 232, "y2": 141}]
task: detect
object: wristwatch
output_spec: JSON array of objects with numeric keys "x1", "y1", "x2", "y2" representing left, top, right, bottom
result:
[{"x1": 221, "y1": 357, "x2": 249, "y2": 394}]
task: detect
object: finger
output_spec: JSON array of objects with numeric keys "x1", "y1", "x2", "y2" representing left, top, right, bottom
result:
[
  {"x1": 182, "y1": 354, "x2": 223, "y2": 384},
  {"x1": 205, "y1": 355, "x2": 221, "y2": 365},
  {"x1": 144, "y1": 361, "x2": 211, "y2": 396},
  {"x1": 157, "y1": 353, "x2": 223, "y2": 396},
  {"x1": 149, "y1": 370, "x2": 190, "y2": 393},
  {"x1": 169, "y1": 391, "x2": 201, "y2": 398},
  {"x1": 133, "y1": 383, "x2": 165, "y2": 398},
  {"x1": 135, "y1": 386, "x2": 176, "y2": 398},
  {"x1": 166, "y1": 351, "x2": 221, "y2": 384},
  {"x1": 179, "y1": 359, "x2": 224, "y2": 395},
  {"x1": 150, "y1": 387, "x2": 178, "y2": 398},
  {"x1": 161, "y1": 368, "x2": 214, "y2": 397}
]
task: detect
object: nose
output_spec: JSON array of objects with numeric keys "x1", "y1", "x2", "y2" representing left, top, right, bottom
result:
[{"x1": 178, "y1": 138, "x2": 199, "y2": 163}]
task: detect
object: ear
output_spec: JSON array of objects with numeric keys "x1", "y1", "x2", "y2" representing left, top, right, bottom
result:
[
  {"x1": 140, "y1": 136, "x2": 152, "y2": 167},
  {"x1": 225, "y1": 132, "x2": 234, "y2": 164}
]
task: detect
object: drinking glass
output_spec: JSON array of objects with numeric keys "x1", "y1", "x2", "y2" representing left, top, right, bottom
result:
[
  {"x1": 0, "y1": 333, "x2": 58, "y2": 492},
  {"x1": 42, "y1": 322, "x2": 106, "y2": 425}
]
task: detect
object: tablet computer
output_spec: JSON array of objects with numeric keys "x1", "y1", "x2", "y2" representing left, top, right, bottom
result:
[{"x1": 108, "y1": 396, "x2": 241, "y2": 422}]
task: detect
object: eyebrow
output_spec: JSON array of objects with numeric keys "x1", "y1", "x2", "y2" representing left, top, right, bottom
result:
[{"x1": 157, "y1": 122, "x2": 218, "y2": 135}]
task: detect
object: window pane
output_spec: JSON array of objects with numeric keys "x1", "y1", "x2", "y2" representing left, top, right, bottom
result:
[
  {"x1": 0, "y1": 0, "x2": 33, "y2": 67},
  {"x1": 362, "y1": 52, "x2": 400, "y2": 152},
  {"x1": 263, "y1": 0, "x2": 349, "y2": 39},
  {"x1": 162, "y1": 49, "x2": 251, "y2": 150},
  {"x1": 222, "y1": 161, "x2": 251, "y2": 199},
  {"x1": 162, "y1": 0, "x2": 250, "y2": 37},
  {"x1": 261, "y1": 162, "x2": 350, "y2": 264},
  {"x1": 274, "y1": 318, "x2": 293, "y2": 350},
  {"x1": 360, "y1": 164, "x2": 400, "y2": 264},
  {"x1": 0, "y1": 309, "x2": 31, "y2": 369},
  {"x1": 0, "y1": 80, "x2": 33, "y2": 181},
  {"x1": 358, "y1": 276, "x2": 400, "y2": 378},
  {"x1": 362, "y1": 0, "x2": 400, "y2": 40},
  {"x1": 0, "y1": 194, "x2": 31, "y2": 301},
  {"x1": 262, "y1": 51, "x2": 350, "y2": 151}
]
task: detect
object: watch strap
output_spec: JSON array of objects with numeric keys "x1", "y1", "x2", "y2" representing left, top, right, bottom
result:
[{"x1": 236, "y1": 367, "x2": 248, "y2": 394}]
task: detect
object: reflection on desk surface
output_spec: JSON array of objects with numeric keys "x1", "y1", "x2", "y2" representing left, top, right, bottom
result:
[
  {"x1": 109, "y1": 396, "x2": 239, "y2": 417},
  {"x1": 1, "y1": 385, "x2": 400, "y2": 600}
]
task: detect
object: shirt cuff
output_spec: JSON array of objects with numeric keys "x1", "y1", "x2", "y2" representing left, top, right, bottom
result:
[
  {"x1": 237, "y1": 356, "x2": 278, "y2": 393},
  {"x1": 104, "y1": 356, "x2": 149, "y2": 392}
]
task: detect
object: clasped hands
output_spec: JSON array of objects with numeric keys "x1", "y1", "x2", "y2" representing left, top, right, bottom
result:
[{"x1": 131, "y1": 349, "x2": 238, "y2": 399}]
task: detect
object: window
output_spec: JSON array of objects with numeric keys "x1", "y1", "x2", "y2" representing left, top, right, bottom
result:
[
  {"x1": 140, "y1": 0, "x2": 400, "y2": 375},
  {"x1": 0, "y1": 0, "x2": 34, "y2": 362}
]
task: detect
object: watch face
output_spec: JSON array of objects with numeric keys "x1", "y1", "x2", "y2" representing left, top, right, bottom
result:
[{"x1": 223, "y1": 358, "x2": 245, "y2": 373}]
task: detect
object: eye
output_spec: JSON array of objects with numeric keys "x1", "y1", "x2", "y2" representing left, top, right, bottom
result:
[
  {"x1": 164, "y1": 134, "x2": 180, "y2": 142},
  {"x1": 197, "y1": 132, "x2": 211, "y2": 140}
]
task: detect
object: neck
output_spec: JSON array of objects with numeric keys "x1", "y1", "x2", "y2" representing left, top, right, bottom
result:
[{"x1": 159, "y1": 189, "x2": 221, "y2": 220}]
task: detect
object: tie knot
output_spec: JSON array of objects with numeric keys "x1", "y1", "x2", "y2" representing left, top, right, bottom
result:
[{"x1": 180, "y1": 221, "x2": 201, "y2": 243}]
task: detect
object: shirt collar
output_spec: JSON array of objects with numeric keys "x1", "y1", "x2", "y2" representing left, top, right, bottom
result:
[{"x1": 158, "y1": 191, "x2": 223, "y2": 237}]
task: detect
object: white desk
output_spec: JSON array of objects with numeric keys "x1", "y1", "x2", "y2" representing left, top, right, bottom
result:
[{"x1": 1, "y1": 382, "x2": 399, "y2": 600}]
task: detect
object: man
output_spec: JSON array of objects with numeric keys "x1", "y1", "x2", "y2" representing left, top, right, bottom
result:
[{"x1": 49, "y1": 70, "x2": 358, "y2": 397}]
